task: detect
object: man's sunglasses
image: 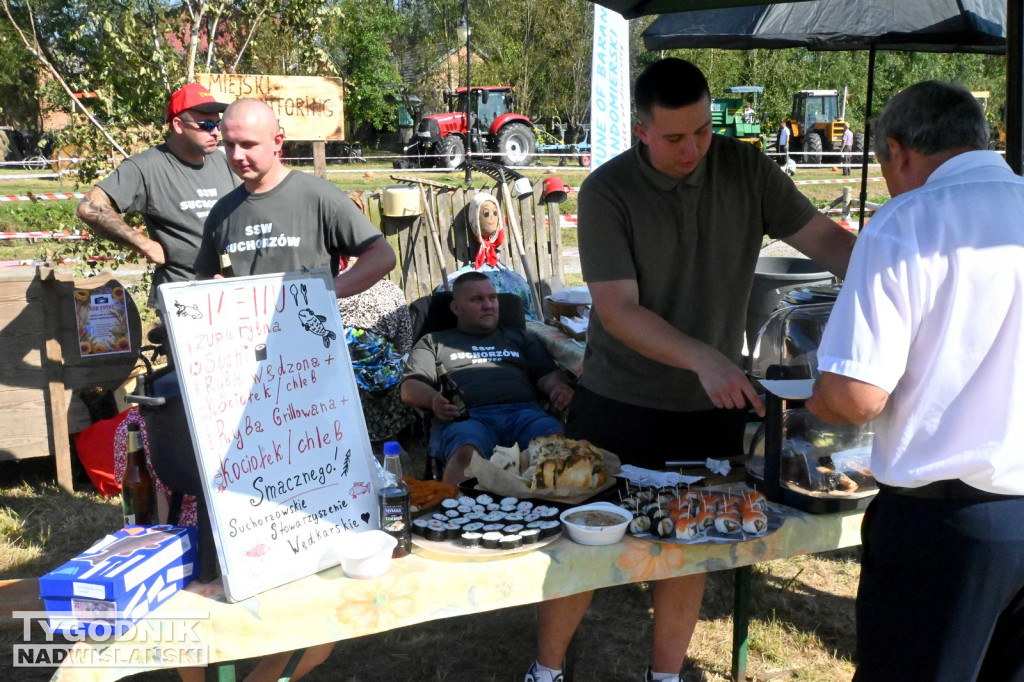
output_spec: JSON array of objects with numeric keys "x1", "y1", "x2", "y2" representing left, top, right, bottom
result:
[{"x1": 178, "y1": 118, "x2": 219, "y2": 133}]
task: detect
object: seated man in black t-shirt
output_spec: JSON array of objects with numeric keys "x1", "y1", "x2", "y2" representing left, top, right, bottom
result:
[{"x1": 401, "y1": 272, "x2": 574, "y2": 485}]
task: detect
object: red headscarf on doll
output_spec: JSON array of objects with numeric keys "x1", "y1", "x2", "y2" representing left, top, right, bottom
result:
[{"x1": 468, "y1": 191, "x2": 505, "y2": 268}]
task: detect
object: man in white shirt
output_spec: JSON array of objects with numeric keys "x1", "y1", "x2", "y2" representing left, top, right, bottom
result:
[
  {"x1": 809, "y1": 81, "x2": 1024, "y2": 682},
  {"x1": 777, "y1": 121, "x2": 790, "y2": 165}
]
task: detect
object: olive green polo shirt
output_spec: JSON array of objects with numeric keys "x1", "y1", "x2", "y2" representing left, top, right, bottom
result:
[{"x1": 577, "y1": 136, "x2": 818, "y2": 411}]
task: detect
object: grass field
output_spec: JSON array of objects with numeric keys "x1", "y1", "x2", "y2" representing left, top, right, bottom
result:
[{"x1": 0, "y1": 156, "x2": 871, "y2": 681}]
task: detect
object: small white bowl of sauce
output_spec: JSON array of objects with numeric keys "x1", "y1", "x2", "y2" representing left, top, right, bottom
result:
[{"x1": 559, "y1": 502, "x2": 631, "y2": 546}]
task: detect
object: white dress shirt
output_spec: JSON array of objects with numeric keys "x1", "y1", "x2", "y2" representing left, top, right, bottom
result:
[{"x1": 818, "y1": 150, "x2": 1024, "y2": 495}]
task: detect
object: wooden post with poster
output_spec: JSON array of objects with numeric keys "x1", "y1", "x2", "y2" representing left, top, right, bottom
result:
[
  {"x1": 158, "y1": 269, "x2": 379, "y2": 603},
  {"x1": 196, "y1": 74, "x2": 345, "y2": 178}
]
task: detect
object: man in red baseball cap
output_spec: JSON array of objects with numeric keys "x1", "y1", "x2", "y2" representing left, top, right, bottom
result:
[
  {"x1": 77, "y1": 82, "x2": 237, "y2": 309},
  {"x1": 165, "y1": 82, "x2": 228, "y2": 121}
]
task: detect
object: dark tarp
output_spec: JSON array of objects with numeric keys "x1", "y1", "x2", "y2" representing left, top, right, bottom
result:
[
  {"x1": 643, "y1": 0, "x2": 1006, "y2": 54},
  {"x1": 637, "y1": 0, "x2": 1009, "y2": 226},
  {"x1": 586, "y1": 0, "x2": 1022, "y2": 174}
]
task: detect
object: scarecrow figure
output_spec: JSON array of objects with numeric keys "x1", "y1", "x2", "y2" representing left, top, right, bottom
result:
[
  {"x1": 438, "y1": 191, "x2": 539, "y2": 321},
  {"x1": 469, "y1": 192, "x2": 505, "y2": 268}
]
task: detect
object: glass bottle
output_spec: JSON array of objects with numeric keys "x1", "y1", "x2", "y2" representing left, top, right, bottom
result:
[
  {"x1": 121, "y1": 424, "x2": 157, "y2": 526},
  {"x1": 378, "y1": 441, "x2": 411, "y2": 558},
  {"x1": 219, "y1": 253, "x2": 236, "y2": 278},
  {"x1": 435, "y1": 360, "x2": 469, "y2": 421}
]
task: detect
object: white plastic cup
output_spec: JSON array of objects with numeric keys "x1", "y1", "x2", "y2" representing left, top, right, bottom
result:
[{"x1": 334, "y1": 530, "x2": 398, "y2": 579}]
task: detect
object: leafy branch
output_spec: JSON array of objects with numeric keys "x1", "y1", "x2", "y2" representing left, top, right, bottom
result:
[{"x1": 1, "y1": 0, "x2": 129, "y2": 159}]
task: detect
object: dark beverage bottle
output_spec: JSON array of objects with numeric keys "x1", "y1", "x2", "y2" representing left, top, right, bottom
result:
[
  {"x1": 121, "y1": 424, "x2": 157, "y2": 526},
  {"x1": 435, "y1": 360, "x2": 469, "y2": 421},
  {"x1": 219, "y1": 253, "x2": 236, "y2": 277},
  {"x1": 378, "y1": 441, "x2": 411, "y2": 558}
]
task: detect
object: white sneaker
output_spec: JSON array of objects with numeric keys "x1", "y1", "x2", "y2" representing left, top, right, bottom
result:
[{"x1": 525, "y1": 661, "x2": 564, "y2": 682}]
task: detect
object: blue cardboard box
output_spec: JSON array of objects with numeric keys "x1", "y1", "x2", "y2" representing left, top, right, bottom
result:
[{"x1": 39, "y1": 525, "x2": 197, "y2": 636}]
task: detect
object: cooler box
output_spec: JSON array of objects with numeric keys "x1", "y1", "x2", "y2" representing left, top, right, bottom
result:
[{"x1": 39, "y1": 525, "x2": 197, "y2": 636}]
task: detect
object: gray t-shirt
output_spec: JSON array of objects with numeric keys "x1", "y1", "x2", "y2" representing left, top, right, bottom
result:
[
  {"x1": 403, "y1": 326, "x2": 557, "y2": 408},
  {"x1": 577, "y1": 136, "x2": 819, "y2": 412},
  {"x1": 196, "y1": 170, "x2": 381, "y2": 277},
  {"x1": 97, "y1": 144, "x2": 237, "y2": 296}
]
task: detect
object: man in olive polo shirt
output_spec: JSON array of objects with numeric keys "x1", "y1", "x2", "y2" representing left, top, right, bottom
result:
[{"x1": 524, "y1": 58, "x2": 856, "y2": 682}]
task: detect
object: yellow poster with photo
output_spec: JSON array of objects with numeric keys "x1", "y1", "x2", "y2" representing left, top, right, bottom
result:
[{"x1": 75, "y1": 285, "x2": 131, "y2": 356}]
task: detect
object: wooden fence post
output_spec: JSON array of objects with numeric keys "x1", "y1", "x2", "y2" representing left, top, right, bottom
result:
[{"x1": 312, "y1": 141, "x2": 327, "y2": 179}]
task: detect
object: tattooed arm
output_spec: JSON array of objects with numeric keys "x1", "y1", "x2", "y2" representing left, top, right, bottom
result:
[{"x1": 76, "y1": 187, "x2": 166, "y2": 266}]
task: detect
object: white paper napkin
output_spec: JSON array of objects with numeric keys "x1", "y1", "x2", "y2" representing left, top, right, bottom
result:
[
  {"x1": 705, "y1": 458, "x2": 732, "y2": 476},
  {"x1": 558, "y1": 315, "x2": 589, "y2": 334},
  {"x1": 617, "y1": 465, "x2": 703, "y2": 488},
  {"x1": 551, "y1": 285, "x2": 592, "y2": 304}
]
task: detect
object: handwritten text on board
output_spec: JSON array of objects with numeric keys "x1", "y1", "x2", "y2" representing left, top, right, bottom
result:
[{"x1": 160, "y1": 272, "x2": 377, "y2": 602}]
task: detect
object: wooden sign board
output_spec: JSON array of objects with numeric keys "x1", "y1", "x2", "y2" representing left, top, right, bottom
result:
[
  {"x1": 197, "y1": 74, "x2": 346, "y2": 141},
  {"x1": 158, "y1": 269, "x2": 378, "y2": 602}
]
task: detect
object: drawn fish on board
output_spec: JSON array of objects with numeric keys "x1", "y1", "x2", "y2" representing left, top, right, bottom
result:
[
  {"x1": 243, "y1": 544, "x2": 267, "y2": 558},
  {"x1": 348, "y1": 481, "x2": 370, "y2": 500},
  {"x1": 298, "y1": 308, "x2": 337, "y2": 348},
  {"x1": 173, "y1": 301, "x2": 203, "y2": 319}
]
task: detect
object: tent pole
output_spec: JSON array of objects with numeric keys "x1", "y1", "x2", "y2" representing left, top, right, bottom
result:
[
  {"x1": 859, "y1": 44, "x2": 877, "y2": 231},
  {"x1": 1008, "y1": 0, "x2": 1023, "y2": 175}
]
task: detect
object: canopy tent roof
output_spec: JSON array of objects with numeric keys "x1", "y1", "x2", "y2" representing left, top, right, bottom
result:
[
  {"x1": 586, "y1": 0, "x2": 1022, "y2": 174},
  {"x1": 642, "y1": 0, "x2": 1006, "y2": 54},
  {"x1": 593, "y1": 0, "x2": 810, "y2": 19}
]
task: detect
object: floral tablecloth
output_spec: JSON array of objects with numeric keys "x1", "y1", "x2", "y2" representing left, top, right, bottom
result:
[
  {"x1": 525, "y1": 320, "x2": 585, "y2": 377},
  {"x1": 52, "y1": 503, "x2": 863, "y2": 681}
]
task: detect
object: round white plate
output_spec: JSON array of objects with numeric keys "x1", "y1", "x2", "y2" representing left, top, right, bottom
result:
[{"x1": 411, "y1": 530, "x2": 561, "y2": 559}]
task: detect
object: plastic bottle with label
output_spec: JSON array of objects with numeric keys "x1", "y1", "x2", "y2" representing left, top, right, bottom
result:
[{"x1": 378, "y1": 441, "x2": 411, "y2": 557}]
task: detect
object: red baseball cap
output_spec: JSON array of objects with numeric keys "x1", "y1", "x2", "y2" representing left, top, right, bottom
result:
[{"x1": 166, "y1": 83, "x2": 228, "y2": 121}]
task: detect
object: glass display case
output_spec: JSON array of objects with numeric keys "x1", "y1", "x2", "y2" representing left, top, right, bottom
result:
[
  {"x1": 750, "y1": 302, "x2": 834, "y2": 381},
  {"x1": 749, "y1": 302, "x2": 879, "y2": 513}
]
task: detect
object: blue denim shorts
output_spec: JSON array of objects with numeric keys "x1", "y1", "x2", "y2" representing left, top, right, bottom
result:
[{"x1": 428, "y1": 402, "x2": 563, "y2": 463}]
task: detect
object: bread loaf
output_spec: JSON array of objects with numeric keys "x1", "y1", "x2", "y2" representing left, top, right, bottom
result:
[{"x1": 524, "y1": 435, "x2": 606, "y2": 491}]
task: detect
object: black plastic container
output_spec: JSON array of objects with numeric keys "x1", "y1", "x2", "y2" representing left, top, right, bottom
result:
[
  {"x1": 127, "y1": 366, "x2": 219, "y2": 582},
  {"x1": 745, "y1": 256, "x2": 833, "y2": 360}
]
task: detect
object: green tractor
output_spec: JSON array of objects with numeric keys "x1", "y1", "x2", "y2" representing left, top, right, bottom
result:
[{"x1": 711, "y1": 86, "x2": 768, "y2": 150}]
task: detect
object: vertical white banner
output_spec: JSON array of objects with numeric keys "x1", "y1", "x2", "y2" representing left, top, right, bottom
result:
[{"x1": 590, "y1": 7, "x2": 631, "y2": 170}]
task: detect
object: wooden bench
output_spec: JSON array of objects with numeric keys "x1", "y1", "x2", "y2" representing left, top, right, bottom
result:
[{"x1": 0, "y1": 268, "x2": 141, "y2": 491}]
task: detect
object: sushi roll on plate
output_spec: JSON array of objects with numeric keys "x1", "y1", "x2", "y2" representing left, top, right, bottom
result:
[
  {"x1": 481, "y1": 531, "x2": 503, "y2": 549},
  {"x1": 499, "y1": 534, "x2": 523, "y2": 550}
]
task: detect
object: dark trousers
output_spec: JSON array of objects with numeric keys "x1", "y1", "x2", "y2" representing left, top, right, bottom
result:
[
  {"x1": 854, "y1": 489, "x2": 1024, "y2": 682},
  {"x1": 564, "y1": 384, "x2": 748, "y2": 469}
]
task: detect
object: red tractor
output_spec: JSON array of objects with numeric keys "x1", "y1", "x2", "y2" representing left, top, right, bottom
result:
[{"x1": 396, "y1": 85, "x2": 536, "y2": 169}]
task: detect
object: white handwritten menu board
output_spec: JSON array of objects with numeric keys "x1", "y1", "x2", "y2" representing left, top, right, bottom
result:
[{"x1": 158, "y1": 269, "x2": 379, "y2": 602}]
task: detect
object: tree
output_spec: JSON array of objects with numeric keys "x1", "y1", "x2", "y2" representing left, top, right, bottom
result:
[
  {"x1": 0, "y1": 18, "x2": 43, "y2": 131},
  {"x1": 329, "y1": 0, "x2": 403, "y2": 135},
  {"x1": 1, "y1": 0, "x2": 359, "y2": 181}
]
